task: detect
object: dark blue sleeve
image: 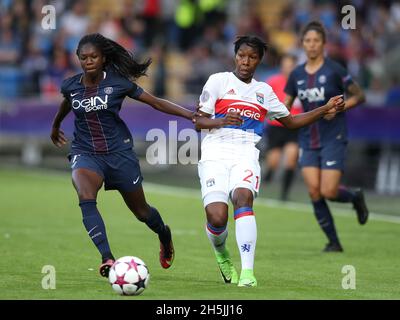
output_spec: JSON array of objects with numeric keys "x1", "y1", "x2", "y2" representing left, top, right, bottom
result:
[
  {"x1": 60, "y1": 79, "x2": 70, "y2": 100},
  {"x1": 333, "y1": 61, "x2": 354, "y2": 90},
  {"x1": 284, "y1": 70, "x2": 297, "y2": 97},
  {"x1": 126, "y1": 81, "x2": 144, "y2": 99}
]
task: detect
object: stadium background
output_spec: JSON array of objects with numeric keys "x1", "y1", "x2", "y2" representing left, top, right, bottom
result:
[
  {"x1": 0, "y1": 0, "x2": 400, "y2": 300},
  {"x1": 1, "y1": 0, "x2": 399, "y2": 213}
]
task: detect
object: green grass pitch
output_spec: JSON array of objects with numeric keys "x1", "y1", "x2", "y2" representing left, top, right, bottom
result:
[{"x1": 0, "y1": 168, "x2": 399, "y2": 300}]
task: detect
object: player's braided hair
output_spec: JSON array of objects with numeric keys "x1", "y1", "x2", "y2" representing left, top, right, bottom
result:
[
  {"x1": 301, "y1": 21, "x2": 327, "y2": 43},
  {"x1": 234, "y1": 35, "x2": 268, "y2": 59},
  {"x1": 76, "y1": 33, "x2": 152, "y2": 81}
]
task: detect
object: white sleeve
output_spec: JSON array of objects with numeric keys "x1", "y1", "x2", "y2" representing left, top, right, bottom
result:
[
  {"x1": 198, "y1": 74, "x2": 222, "y2": 115},
  {"x1": 266, "y1": 88, "x2": 290, "y2": 120}
]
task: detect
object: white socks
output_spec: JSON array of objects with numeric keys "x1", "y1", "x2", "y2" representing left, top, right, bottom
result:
[
  {"x1": 206, "y1": 223, "x2": 228, "y2": 254},
  {"x1": 234, "y1": 208, "x2": 257, "y2": 270}
]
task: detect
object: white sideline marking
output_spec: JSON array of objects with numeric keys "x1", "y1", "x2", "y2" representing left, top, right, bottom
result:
[
  {"x1": 6, "y1": 168, "x2": 400, "y2": 224},
  {"x1": 144, "y1": 183, "x2": 400, "y2": 225}
]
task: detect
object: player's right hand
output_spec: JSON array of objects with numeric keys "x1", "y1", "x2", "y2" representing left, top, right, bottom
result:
[
  {"x1": 50, "y1": 127, "x2": 68, "y2": 147},
  {"x1": 222, "y1": 111, "x2": 243, "y2": 126}
]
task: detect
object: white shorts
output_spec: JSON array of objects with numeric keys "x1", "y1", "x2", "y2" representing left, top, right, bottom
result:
[{"x1": 198, "y1": 158, "x2": 261, "y2": 207}]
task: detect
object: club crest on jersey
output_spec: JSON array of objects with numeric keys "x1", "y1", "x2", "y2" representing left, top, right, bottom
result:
[
  {"x1": 256, "y1": 92, "x2": 264, "y2": 104},
  {"x1": 206, "y1": 178, "x2": 215, "y2": 187},
  {"x1": 318, "y1": 75, "x2": 326, "y2": 84},
  {"x1": 200, "y1": 90, "x2": 210, "y2": 103},
  {"x1": 104, "y1": 87, "x2": 113, "y2": 94}
]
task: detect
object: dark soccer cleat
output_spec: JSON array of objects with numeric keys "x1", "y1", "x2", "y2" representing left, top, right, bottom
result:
[
  {"x1": 352, "y1": 188, "x2": 369, "y2": 225},
  {"x1": 159, "y1": 225, "x2": 174, "y2": 269},
  {"x1": 99, "y1": 259, "x2": 115, "y2": 278},
  {"x1": 323, "y1": 242, "x2": 344, "y2": 252}
]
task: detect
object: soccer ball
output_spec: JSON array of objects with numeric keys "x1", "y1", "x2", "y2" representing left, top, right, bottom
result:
[{"x1": 108, "y1": 256, "x2": 150, "y2": 296}]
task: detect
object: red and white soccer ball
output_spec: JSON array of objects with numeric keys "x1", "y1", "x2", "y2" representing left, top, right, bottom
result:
[{"x1": 108, "y1": 256, "x2": 150, "y2": 296}]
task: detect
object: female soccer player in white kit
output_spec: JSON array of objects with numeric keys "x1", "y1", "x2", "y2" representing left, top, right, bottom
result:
[{"x1": 194, "y1": 36, "x2": 345, "y2": 287}]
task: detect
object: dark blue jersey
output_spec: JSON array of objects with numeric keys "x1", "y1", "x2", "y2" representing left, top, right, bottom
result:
[
  {"x1": 284, "y1": 58, "x2": 354, "y2": 149},
  {"x1": 61, "y1": 70, "x2": 143, "y2": 154}
]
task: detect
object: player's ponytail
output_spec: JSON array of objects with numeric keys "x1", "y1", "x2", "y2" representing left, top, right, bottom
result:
[
  {"x1": 76, "y1": 33, "x2": 152, "y2": 81},
  {"x1": 301, "y1": 21, "x2": 326, "y2": 43}
]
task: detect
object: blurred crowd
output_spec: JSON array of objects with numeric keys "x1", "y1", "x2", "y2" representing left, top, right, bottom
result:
[{"x1": 0, "y1": 0, "x2": 399, "y2": 106}]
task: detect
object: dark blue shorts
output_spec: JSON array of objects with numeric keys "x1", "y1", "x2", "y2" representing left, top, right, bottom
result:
[
  {"x1": 298, "y1": 142, "x2": 347, "y2": 170},
  {"x1": 68, "y1": 150, "x2": 143, "y2": 192}
]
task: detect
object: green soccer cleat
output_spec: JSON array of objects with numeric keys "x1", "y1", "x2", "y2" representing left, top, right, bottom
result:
[
  {"x1": 215, "y1": 249, "x2": 238, "y2": 284},
  {"x1": 238, "y1": 269, "x2": 257, "y2": 287}
]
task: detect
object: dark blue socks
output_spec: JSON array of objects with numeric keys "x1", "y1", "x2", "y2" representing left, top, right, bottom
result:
[
  {"x1": 312, "y1": 198, "x2": 340, "y2": 244},
  {"x1": 282, "y1": 169, "x2": 295, "y2": 200},
  {"x1": 330, "y1": 186, "x2": 356, "y2": 203},
  {"x1": 79, "y1": 200, "x2": 114, "y2": 262},
  {"x1": 145, "y1": 206, "x2": 169, "y2": 244}
]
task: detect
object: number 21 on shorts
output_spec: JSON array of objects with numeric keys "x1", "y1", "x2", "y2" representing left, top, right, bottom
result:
[{"x1": 243, "y1": 169, "x2": 260, "y2": 192}]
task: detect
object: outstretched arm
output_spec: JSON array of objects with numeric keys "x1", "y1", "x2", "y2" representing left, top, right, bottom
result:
[
  {"x1": 51, "y1": 98, "x2": 71, "y2": 147},
  {"x1": 284, "y1": 94, "x2": 296, "y2": 111},
  {"x1": 136, "y1": 90, "x2": 195, "y2": 121},
  {"x1": 278, "y1": 95, "x2": 345, "y2": 129},
  {"x1": 343, "y1": 82, "x2": 366, "y2": 111},
  {"x1": 194, "y1": 110, "x2": 243, "y2": 131},
  {"x1": 324, "y1": 82, "x2": 365, "y2": 120}
]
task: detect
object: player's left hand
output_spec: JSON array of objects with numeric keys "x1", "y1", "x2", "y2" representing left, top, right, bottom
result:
[
  {"x1": 326, "y1": 95, "x2": 345, "y2": 114},
  {"x1": 50, "y1": 127, "x2": 68, "y2": 147},
  {"x1": 335, "y1": 97, "x2": 345, "y2": 112},
  {"x1": 191, "y1": 111, "x2": 199, "y2": 123}
]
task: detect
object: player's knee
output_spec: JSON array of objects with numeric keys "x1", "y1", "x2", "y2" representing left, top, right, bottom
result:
[
  {"x1": 321, "y1": 187, "x2": 338, "y2": 200},
  {"x1": 308, "y1": 187, "x2": 321, "y2": 200},
  {"x1": 132, "y1": 205, "x2": 151, "y2": 222},
  {"x1": 208, "y1": 215, "x2": 227, "y2": 228},
  {"x1": 206, "y1": 205, "x2": 228, "y2": 227},
  {"x1": 231, "y1": 189, "x2": 253, "y2": 208}
]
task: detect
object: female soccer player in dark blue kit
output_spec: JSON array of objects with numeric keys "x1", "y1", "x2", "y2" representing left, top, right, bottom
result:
[
  {"x1": 50, "y1": 33, "x2": 196, "y2": 277},
  {"x1": 284, "y1": 21, "x2": 369, "y2": 252}
]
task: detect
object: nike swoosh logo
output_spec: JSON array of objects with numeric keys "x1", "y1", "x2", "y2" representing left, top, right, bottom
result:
[
  {"x1": 87, "y1": 226, "x2": 98, "y2": 235},
  {"x1": 297, "y1": 80, "x2": 305, "y2": 85},
  {"x1": 218, "y1": 266, "x2": 232, "y2": 283},
  {"x1": 326, "y1": 161, "x2": 337, "y2": 166},
  {"x1": 70, "y1": 92, "x2": 79, "y2": 97},
  {"x1": 133, "y1": 176, "x2": 140, "y2": 184}
]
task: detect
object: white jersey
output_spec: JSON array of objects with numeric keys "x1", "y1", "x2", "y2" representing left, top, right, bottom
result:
[{"x1": 198, "y1": 72, "x2": 290, "y2": 160}]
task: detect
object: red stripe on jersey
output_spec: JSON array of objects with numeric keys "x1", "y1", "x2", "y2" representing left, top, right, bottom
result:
[
  {"x1": 215, "y1": 99, "x2": 267, "y2": 122},
  {"x1": 83, "y1": 86, "x2": 98, "y2": 98},
  {"x1": 83, "y1": 86, "x2": 109, "y2": 153},
  {"x1": 307, "y1": 73, "x2": 320, "y2": 148},
  {"x1": 85, "y1": 112, "x2": 109, "y2": 153}
]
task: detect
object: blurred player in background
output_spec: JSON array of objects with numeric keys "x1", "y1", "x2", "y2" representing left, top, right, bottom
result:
[
  {"x1": 194, "y1": 35, "x2": 345, "y2": 287},
  {"x1": 284, "y1": 21, "x2": 369, "y2": 252},
  {"x1": 263, "y1": 53, "x2": 303, "y2": 201},
  {"x1": 50, "y1": 33, "x2": 195, "y2": 277}
]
